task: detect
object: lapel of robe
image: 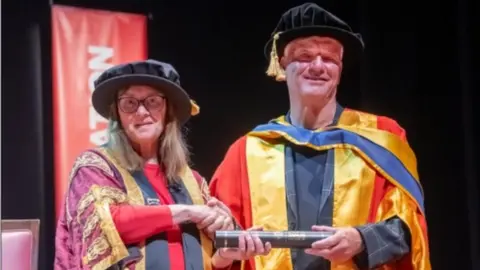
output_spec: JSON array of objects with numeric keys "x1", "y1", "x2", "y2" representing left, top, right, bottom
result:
[
  {"x1": 284, "y1": 145, "x2": 298, "y2": 230},
  {"x1": 284, "y1": 145, "x2": 299, "y2": 264},
  {"x1": 283, "y1": 146, "x2": 335, "y2": 229},
  {"x1": 317, "y1": 149, "x2": 335, "y2": 226}
]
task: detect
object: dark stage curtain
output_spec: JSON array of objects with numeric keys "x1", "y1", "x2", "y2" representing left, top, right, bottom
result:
[
  {"x1": 2, "y1": 1, "x2": 55, "y2": 269},
  {"x1": 2, "y1": 1, "x2": 478, "y2": 269}
]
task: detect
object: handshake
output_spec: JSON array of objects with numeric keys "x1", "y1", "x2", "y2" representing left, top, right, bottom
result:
[
  {"x1": 173, "y1": 197, "x2": 271, "y2": 266},
  {"x1": 186, "y1": 197, "x2": 235, "y2": 238}
]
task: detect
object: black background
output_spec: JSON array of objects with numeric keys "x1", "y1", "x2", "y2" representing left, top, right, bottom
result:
[{"x1": 2, "y1": 0, "x2": 479, "y2": 269}]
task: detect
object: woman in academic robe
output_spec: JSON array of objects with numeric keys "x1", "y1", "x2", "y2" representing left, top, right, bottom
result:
[{"x1": 54, "y1": 59, "x2": 269, "y2": 270}]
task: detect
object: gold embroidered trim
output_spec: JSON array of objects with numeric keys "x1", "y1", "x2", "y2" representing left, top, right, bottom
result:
[
  {"x1": 82, "y1": 197, "x2": 129, "y2": 270},
  {"x1": 96, "y1": 148, "x2": 147, "y2": 270},
  {"x1": 82, "y1": 211, "x2": 101, "y2": 242},
  {"x1": 84, "y1": 235, "x2": 110, "y2": 264},
  {"x1": 200, "y1": 177, "x2": 212, "y2": 202},
  {"x1": 66, "y1": 150, "x2": 115, "y2": 225},
  {"x1": 182, "y1": 168, "x2": 213, "y2": 270},
  {"x1": 77, "y1": 186, "x2": 127, "y2": 223},
  {"x1": 69, "y1": 150, "x2": 115, "y2": 181}
]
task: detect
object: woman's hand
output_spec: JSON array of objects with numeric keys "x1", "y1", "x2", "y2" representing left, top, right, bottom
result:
[{"x1": 215, "y1": 226, "x2": 272, "y2": 263}]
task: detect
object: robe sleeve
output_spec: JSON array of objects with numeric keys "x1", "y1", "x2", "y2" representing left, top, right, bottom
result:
[
  {"x1": 110, "y1": 204, "x2": 174, "y2": 244},
  {"x1": 54, "y1": 197, "x2": 75, "y2": 269},
  {"x1": 55, "y1": 150, "x2": 131, "y2": 270},
  {"x1": 209, "y1": 136, "x2": 249, "y2": 230},
  {"x1": 353, "y1": 116, "x2": 430, "y2": 269},
  {"x1": 209, "y1": 137, "x2": 250, "y2": 270},
  {"x1": 353, "y1": 216, "x2": 411, "y2": 268}
]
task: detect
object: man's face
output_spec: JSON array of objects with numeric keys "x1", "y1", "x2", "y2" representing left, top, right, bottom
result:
[{"x1": 281, "y1": 36, "x2": 343, "y2": 102}]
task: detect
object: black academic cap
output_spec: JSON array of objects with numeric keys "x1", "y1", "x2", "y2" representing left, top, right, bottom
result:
[
  {"x1": 92, "y1": 59, "x2": 199, "y2": 125},
  {"x1": 264, "y1": 3, "x2": 365, "y2": 81}
]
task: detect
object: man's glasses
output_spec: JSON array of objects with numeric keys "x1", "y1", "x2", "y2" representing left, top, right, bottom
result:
[{"x1": 117, "y1": 95, "x2": 165, "y2": 114}]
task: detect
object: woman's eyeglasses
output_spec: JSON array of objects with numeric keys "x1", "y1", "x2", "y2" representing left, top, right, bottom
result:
[{"x1": 117, "y1": 95, "x2": 165, "y2": 114}]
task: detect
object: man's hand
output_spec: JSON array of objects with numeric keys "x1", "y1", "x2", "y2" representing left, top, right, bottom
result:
[
  {"x1": 219, "y1": 226, "x2": 272, "y2": 260},
  {"x1": 206, "y1": 197, "x2": 232, "y2": 220},
  {"x1": 305, "y1": 225, "x2": 364, "y2": 263},
  {"x1": 212, "y1": 226, "x2": 272, "y2": 268}
]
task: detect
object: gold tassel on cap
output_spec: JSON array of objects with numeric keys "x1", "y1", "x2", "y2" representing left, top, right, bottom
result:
[
  {"x1": 266, "y1": 32, "x2": 286, "y2": 81},
  {"x1": 190, "y1": 99, "x2": 200, "y2": 116}
]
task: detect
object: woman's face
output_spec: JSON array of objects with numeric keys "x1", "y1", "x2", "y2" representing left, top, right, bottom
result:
[{"x1": 116, "y1": 85, "x2": 167, "y2": 147}]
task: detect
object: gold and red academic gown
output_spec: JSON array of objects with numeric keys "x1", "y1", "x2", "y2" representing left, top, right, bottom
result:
[
  {"x1": 54, "y1": 147, "x2": 215, "y2": 270},
  {"x1": 209, "y1": 107, "x2": 430, "y2": 270}
]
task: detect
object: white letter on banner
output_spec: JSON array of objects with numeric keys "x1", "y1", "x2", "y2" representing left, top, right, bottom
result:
[{"x1": 87, "y1": 45, "x2": 114, "y2": 146}]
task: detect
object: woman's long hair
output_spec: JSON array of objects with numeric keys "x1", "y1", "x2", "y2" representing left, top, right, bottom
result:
[{"x1": 106, "y1": 101, "x2": 190, "y2": 182}]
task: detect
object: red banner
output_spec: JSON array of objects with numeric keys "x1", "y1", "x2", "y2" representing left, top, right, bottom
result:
[{"x1": 52, "y1": 5, "x2": 147, "y2": 218}]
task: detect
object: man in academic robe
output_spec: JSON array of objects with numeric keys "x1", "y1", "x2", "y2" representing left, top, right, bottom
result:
[{"x1": 209, "y1": 3, "x2": 431, "y2": 270}]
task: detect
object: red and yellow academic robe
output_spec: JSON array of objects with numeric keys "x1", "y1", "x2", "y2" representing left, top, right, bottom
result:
[{"x1": 209, "y1": 108, "x2": 430, "y2": 270}]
